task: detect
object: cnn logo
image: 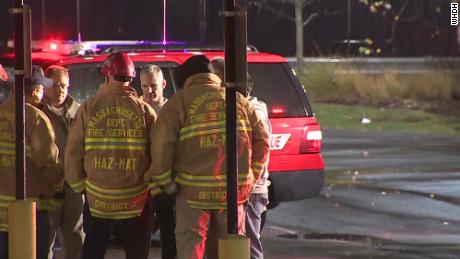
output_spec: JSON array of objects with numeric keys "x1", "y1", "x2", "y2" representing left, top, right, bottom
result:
[{"x1": 453, "y1": 3, "x2": 459, "y2": 26}]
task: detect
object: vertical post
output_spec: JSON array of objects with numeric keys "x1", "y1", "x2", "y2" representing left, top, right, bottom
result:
[
  {"x1": 220, "y1": 2, "x2": 250, "y2": 257},
  {"x1": 41, "y1": 0, "x2": 45, "y2": 39},
  {"x1": 23, "y1": 6, "x2": 31, "y2": 79},
  {"x1": 13, "y1": 0, "x2": 26, "y2": 202},
  {"x1": 295, "y1": 0, "x2": 304, "y2": 67},
  {"x1": 347, "y1": 0, "x2": 351, "y2": 56},
  {"x1": 76, "y1": 0, "x2": 81, "y2": 42},
  {"x1": 9, "y1": 3, "x2": 36, "y2": 259},
  {"x1": 224, "y1": 0, "x2": 238, "y2": 235},
  {"x1": 163, "y1": 0, "x2": 167, "y2": 45},
  {"x1": 223, "y1": 0, "x2": 247, "y2": 236},
  {"x1": 199, "y1": 0, "x2": 207, "y2": 43}
]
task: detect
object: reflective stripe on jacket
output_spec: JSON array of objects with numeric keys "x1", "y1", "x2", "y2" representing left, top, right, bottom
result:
[
  {"x1": 0, "y1": 98, "x2": 60, "y2": 231},
  {"x1": 146, "y1": 73, "x2": 270, "y2": 209},
  {"x1": 65, "y1": 83, "x2": 157, "y2": 219}
]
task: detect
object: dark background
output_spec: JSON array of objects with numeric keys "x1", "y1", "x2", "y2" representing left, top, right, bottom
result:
[{"x1": 0, "y1": 0, "x2": 458, "y2": 57}]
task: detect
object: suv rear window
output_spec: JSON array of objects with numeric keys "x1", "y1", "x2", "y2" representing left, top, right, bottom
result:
[
  {"x1": 249, "y1": 63, "x2": 311, "y2": 117},
  {"x1": 66, "y1": 62, "x2": 178, "y2": 103}
]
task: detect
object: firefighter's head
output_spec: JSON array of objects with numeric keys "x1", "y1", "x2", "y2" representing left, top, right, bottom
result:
[
  {"x1": 101, "y1": 52, "x2": 136, "y2": 84},
  {"x1": 174, "y1": 55, "x2": 213, "y2": 88},
  {"x1": 210, "y1": 58, "x2": 253, "y2": 97},
  {"x1": 210, "y1": 58, "x2": 225, "y2": 81},
  {"x1": 25, "y1": 65, "x2": 54, "y2": 107}
]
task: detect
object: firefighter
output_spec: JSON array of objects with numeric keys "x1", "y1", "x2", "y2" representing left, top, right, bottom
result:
[
  {"x1": 146, "y1": 55, "x2": 270, "y2": 259},
  {"x1": 65, "y1": 52, "x2": 157, "y2": 259},
  {"x1": 139, "y1": 64, "x2": 177, "y2": 259},
  {"x1": 211, "y1": 58, "x2": 271, "y2": 259},
  {"x1": 43, "y1": 65, "x2": 84, "y2": 259},
  {"x1": 0, "y1": 65, "x2": 61, "y2": 259}
]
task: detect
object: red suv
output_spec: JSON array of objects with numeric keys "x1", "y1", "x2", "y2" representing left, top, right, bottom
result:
[{"x1": 1, "y1": 42, "x2": 325, "y2": 207}]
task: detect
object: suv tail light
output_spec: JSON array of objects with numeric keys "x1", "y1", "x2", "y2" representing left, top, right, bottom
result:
[
  {"x1": 269, "y1": 105, "x2": 286, "y2": 118},
  {"x1": 300, "y1": 127, "x2": 322, "y2": 154}
]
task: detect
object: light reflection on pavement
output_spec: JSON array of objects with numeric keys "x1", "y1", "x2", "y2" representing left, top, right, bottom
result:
[{"x1": 264, "y1": 129, "x2": 460, "y2": 258}]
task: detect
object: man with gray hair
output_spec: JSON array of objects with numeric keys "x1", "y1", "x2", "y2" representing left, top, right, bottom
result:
[
  {"x1": 140, "y1": 64, "x2": 168, "y2": 114},
  {"x1": 140, "y1": 64, "x2": 176, "y2": 259}
]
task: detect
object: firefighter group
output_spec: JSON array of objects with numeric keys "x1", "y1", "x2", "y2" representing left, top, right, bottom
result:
[{"x1": 0, "y1": 53, "x2": 271, "y2": 259}]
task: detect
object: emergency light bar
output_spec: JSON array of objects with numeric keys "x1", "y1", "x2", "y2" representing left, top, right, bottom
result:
[{"x1": 6, "y1": 39, "x2": 259, "y2": 56}]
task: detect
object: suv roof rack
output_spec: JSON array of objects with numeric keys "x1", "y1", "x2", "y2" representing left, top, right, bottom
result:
[
  {"x1": 101, "y1": 43, "x2": 259, "y2": 54},
  {"x1": 3, "y1": 39, "x2": 260, "y2": 57}
]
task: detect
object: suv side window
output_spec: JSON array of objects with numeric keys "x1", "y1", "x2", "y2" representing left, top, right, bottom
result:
[
  {"x1": 67, "y1": 63, "x2": 103, "y2": 102},
  {"x1": 66, "y1": 62, "x2": 178, "y2": 103}
]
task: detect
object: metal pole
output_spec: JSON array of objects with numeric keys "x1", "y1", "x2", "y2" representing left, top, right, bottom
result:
[
  {"x1": 224, "y1": 0, "x2": 238, "y2": 235},
  {"x1": 163, "y1": 0, "x2": 167, "y2": 45},
  {"x1": 76, "y1": 0, "x2": 81, "y2": 42},
  {"x1": 41, "y1": 0, "x2": 45, "y2": 38},
  {"x1": 9, "y1": 5, "x2": 35, "y2": 258},
  {"x1": 224, "y1": 0, "x2": 247, "y2": 236},
  {"x1": 12, "y1": 0, "x2": 26, "y2": 201},
  {"x1": 295, "y1": 0, "x2": 303, "y2": 66},
  {"x1": 23, "y1": 6, "x2": 31, "y2": 79},
  {"x1": 199, "y1": 0, "x2": 207, "y2": 43},
  {"x1": 347, "y1": 0, "x2": 351, "y2": 56}
]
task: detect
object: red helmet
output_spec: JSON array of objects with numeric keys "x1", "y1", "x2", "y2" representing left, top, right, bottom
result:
[{"x1": 100, "y1": 52, "x2": 136, "y2": 78}]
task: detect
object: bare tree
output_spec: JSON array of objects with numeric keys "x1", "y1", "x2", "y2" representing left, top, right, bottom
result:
[
  {"x1": 358, "y1": 0, "x2": 433, "y2": 55},
  {"x1": 249, "y1": 0, "x2": 343, "y2": 66},
  {"x1": 249, "y1": 0, "x2": 453, "y2": 57}
]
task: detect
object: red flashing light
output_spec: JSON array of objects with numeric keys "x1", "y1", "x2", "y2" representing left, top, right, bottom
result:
[
  {"x1": 50, "y1": 43, "x2": 58, "y2": 50},
  {"x1": 271, "y1": 106, "x2": 286, "y2": 116}
]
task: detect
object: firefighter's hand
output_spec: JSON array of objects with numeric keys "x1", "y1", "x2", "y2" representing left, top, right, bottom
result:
[{"x1": 165, "y1": 182, "x2": 177, "y2": 194}]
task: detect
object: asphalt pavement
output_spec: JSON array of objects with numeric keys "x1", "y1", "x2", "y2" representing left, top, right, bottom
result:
[
  {"x1": 54, "y1": 128, "x2": 460, "y2": 258},
  {"x1": 264, "y1": 128, "x2": 460, "y2": 258}
]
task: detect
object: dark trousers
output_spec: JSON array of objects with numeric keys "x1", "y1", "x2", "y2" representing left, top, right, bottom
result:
[
  {"x1": 0, "y1": 231, "x2": 6, "y2": 259},
  {"x1": 152, "y1": 193, "x2": 177, "y2": 259},
  {"x1": 82, "y1": 199, "x2": 154, "y2": 259},
  {"x1": 0, "y1": 211, "x2": 49, "y2": 259}
]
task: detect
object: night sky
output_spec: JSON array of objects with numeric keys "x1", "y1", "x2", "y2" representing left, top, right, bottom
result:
[{"x1": 0, "y1": 0, "x2": 458, "y2": 56}]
